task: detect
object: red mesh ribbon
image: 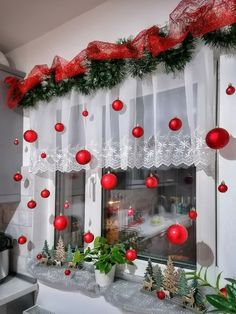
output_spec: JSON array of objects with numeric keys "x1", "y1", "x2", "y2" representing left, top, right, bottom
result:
[
  {"x1": 51, "y1": 56, "x2": 69, "y2": 82},
  {"x1": 4, "y1": 77, "x2": 23, "y2": 109}
]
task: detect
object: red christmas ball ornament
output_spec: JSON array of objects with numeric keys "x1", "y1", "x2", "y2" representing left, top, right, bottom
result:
[
  {"x1": 167, "y1": 224, "x2": 188, "y2": 245},
  {"x1": 125, "y1": 248, "x2": 137, "y2": 261},
  {"x1": 82, "y1": 109, "x2": 89, "y2": 117},
  {"x1": 169, "y1": 117, "x2": 182, "y2": 131},
  {"x1": 226, "y1": 84, "x2": 235, "y2": 95},
  {"x1": 27, "y1": 199, "x2": 37, "y2": 209},
  {"x1": 145, "y1": 174, "x2": 159, "y2": 189},
  {"x1": 18, "y1": 235, "x2": 27, "y2": 245},
  {"x1": 101, "y1": 172, "x2": 118, "y2": 190},
  {"x1": 41, "y1": 189, "x2": 50, "y2": 198},
  {"x1": 36, "y1": 253, "x2": 43, "y2": 260},
  {"x1": 188, "y1": 209, "x2": 198, "y2": 220},
  {"x1": 220, "y1": 287, "x2": 227, "y2": 298},
  {"x1": 64, "y1": 269, "x2": 71, "y2": 276},
  {"x1": 13, "y1": 172, "x2": 23, "y2": 182},
  {"x1": 156, "y1": 291, "x2": 166, "y2": 300},
  {"x1": 132, "y1": 125, "x2": 144, "y2": 138},
  {"x1": 218, "y1": 181, "x2": 228, "y2": 193},
  {"x1": 128, "y1": 207, "x2": 135, "y2": 217},
  {"x1": 83, "y1": 231, "x2": 94, "y2": 243},
  {"x1": 64, "y1": 201, "x2": 70, "y2": 209},
  {"x1": 205, "y1": 128, "x2": 230, "y2": 149},
  {"x1": 41, "y1": 152, "x2": 47, "y2": 159},
  {"x1": 24, "y1": 130, "x2": 38, "y2": 143},
  {"x1": 14, "y1": 138, "x2": 19, "y2": 145},
  {"x1": 75, "y1": 149, "x2": 92, "y2": 165},
  {"x1": 54, "y1": 122, "x2": 65, "y2": 132},
  {"x1": 112, "y1": 99, "x2": 124, "y2": 111},
  {"x1": 53, "y1": 214, "x2": 68, "y2": 231}
]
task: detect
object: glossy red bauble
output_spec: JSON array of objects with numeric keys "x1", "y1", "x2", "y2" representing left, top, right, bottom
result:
[
  {"x1": 82, "y1": 109, "x2": 89, "y2": 117},
  {"x1": 132, "y1": 126, "x2": 144, "y2": 138},
  {"x1": 41, "y1": 189, "x2": 50, "y2": 198},
  {"x1": 205, "y1": 128, "x2": 230, "y2": 149},
  {"x1": 41, "y1": 152, "x2": 47, "y2": 159},
  {"x1": 156, "y1": 290, "x2": 166, "y2": 300},
  {"x1": 220, "y1": 287, "x2": 227, "y2": 298},
  {"x1": 145, "y1": 175, "x2": 159, "y2": 189},
  {"x1": 169, "y1": 117, "x2": 182, "y2": 131},
  {"x1": 24, "y1": 130, "x2": 38, "y2": 143},
  {"x1": 14, "y1": 138, "x2": 19, "y2": 145},
  {"x1": 64, "y1": 201, "x2": 70, "y2": 209},
  {"x1": 226, "y1": 84, "x2": 235, "y2": 95},
  {"x1": 13, "y1": 172, "x2": 23, "y2": 182},
  {"x1": 188, "y1": 210, "x2": 198, "y2": 220},
  {"x1": 218, "y1": 181, "x2": 228, "y2": 193},
  {"x1": 83, "y1": 231, "x2": 94, "y2": 243},
  {"x1": 75, "y1": 149, "x2": 92, "y2": 165},
  {"x1": 128, "y1": 207, "x2": 135, "y2": 217},
  {"x1": 112, "y1": 99, "x2": 124, "y2": 111},
  {"x1": 54, "y1": 122, "x2": 65, "y2": 132},
  {"x1": 27, "y1": 200, "x2": 37, "y2": 209},
  {"x1": 64, "y1": 269, "x2": 71, "y2": 276},
  {"x1": 36, "y1": 253, "x2": 43, "y2": 260},
  {"x1": 167, "y1": 224, "x2": 188, "y2": 245},
  {"x1": 101, "y1": 173, "x2": 118, "y2": 190},
  {"x1": 125, "y1": 248, "x2": 137, "y2": 261},
  {"x1": 18, "y1": 235, "x2": 27, "y2": 245},
  {"x1": 53, "y1": 215, "x2": 68, "y2": 231}
]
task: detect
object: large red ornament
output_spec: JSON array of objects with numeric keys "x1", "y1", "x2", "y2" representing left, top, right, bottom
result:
[
  {"x1": 156, "y1": 291, "x2": 166, "y2": 300},
  {"x1": 128, "y1": 207, "x2": 135, "y2": 217},
  {"x1": 112, "y1": 99, "x2": 124, "y2": 111},
  {"x1": 24, "y1": 130, "x2": 38, "y2": 143},
  {"x1": 64, "y1": 269, "x2": 71, "y2": 276},
  {"x1": 145, "y1": 174, "x2": 159, "y2": 188},
  {"x1": 27, "y1": 199, "x2": 37, "y2": 209},
  {"x1": 18, "y1": 235, "x2": 27, "y2": 245},
  {"x1": 41, "y1": 152, "x2": 47, "y2": 159},
  {"x1": 14, "y1": 138, "x2": 19, "y2": 145},
  {"x1": 218, "y1": 181, "x2": 228, "y2": 193},
  {"x1": 101, "y1": 172, "x2": 118, "y2": 190},
  {"x1": 82, "y1": 109, "x2": 89, "y2": 117},
  {"x1": 169, "y1": 117, "x2": 182, "y2": 131},
  {"x1": 54, "y1": 122, "x2": 65, "y2": 132},
  {"x1": 226, "y1": 84, "x2": 235, "y2": 95},
  {"x1": 36, "y1": 253, "x2": 43, "y2": 260},
  {"x1": 41, "y1": 189, "x2": 50, "y2": 198},
  {"x1": 132, "y1": 125, "x2": 144, "y2": 138},
  {"x1": 205, "y1": 128, "x2": 230, "y2": 149},
  {"x1": 75, "y1": 149, "x2": 92, "y2": 165},
  {"x1": 125, "y1": 248, "x2": 137, "y2": 261},
  {"x1": 167, "y1": 224, "x2": 188, "y2": 245},
  {"x1": 13, "y1": 172, "x2": 23, "y2": 182},
  {"x1": 188, "y1": 209, "x2": 198, "y2": 220},
  {"x1": 53, "y1": 214, "x2": 68, "y2": 231},
  {"x1": 220, "y1": 287, "x2": 227, "y2": 298},
  {"x1": 83, "y1": 231, "x2": 94, "y2": 243}
]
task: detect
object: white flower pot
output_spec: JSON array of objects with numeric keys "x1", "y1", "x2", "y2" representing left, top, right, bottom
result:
[{"x1": 95, "y1": 264, "x2": 116, "y2": 287}]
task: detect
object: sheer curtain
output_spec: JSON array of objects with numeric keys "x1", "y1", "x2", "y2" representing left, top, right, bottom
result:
[{"x1": 28, "y1": 47, "x2": 215, "y2": 174}]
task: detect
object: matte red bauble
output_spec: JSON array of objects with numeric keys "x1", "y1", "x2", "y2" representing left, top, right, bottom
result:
[
  {"x1": 53, "y1": 215, "x2": 68, "y2": 231},
  {"x1": 75, "y1": 149, "x2": 92, "y2": 165},
  {"x1": 112, "y1": 99, "x2": 124, "y2": 111},
  {"x1": 27, "y1": 199, "x2": 37, "y2": 209},
  {"x1": 13, "y1": 172, "x2": 23, "y2": 182},
  {"x1": 36, "y1": 253, "x2": 42, "y2": 260},
  {"x1": 169, "y1": 117, "x2": 182, "y2": 131},
  {"x1": 145, "y1": 175, "x2": 159, "y2": 188},
  {"x1": 83, "y1": 231, "x2": 94, "y2": 243},
  {"x1": 128, "y1": 207, "x2": 135, "y2": 217},
  {"x1": 188, "y1": 210, "x2": 198, "y2": 220},
  {"x1": 54, "y1": 122, "x2": 64, "y2": 132},
  {"x1": 167, "y1": 224, "x2": 188, "y2": 245},
  {"x1": 82, "y1": 109, "x2": 89, "y2": 117},
  {"x1": 41, "y1": 189, "x2": 50, "y2": 198},
  {"x1": 14, "y1": 138, "x2": 19, "y2": 145},
  {"x1": 125, "y1": 248, "x2": 137, "y2": 261},
  {"x1": 205, "y1": 128, "x2": 230, "y2": 149},
  {"x1": 24, "y1": 130, "x2": 38, "y2": 143},
  {"x1": 41, "y1": 152, "x2": 47, "y2": 159},
  {"x1": 64, "y1": 269, "x2": 71, "y2": 276},
  {"x1": 132, "y1": 125, "x2": 144, "y2": 138},
  {"x1": 18, "y1": 235, "x2": 27, "y2": 245},
  {"x1": 218, "y1": 181, "x2": 228, "y2": 193},
  {"x1": 64, "y1": 201, "x2": 70, "y2": 209},
  {"x1": 226, "y1": 84, "x2": 235, "y2": 95},
  {"x1": 101, "y1": 173, "x2": 118, "y2": 190},
  {"x1": 220, "y1": 287, "x2": 227, "y2": 298},
  {"x1": 156, "y1": 291, "x2": 166, "y2": 300}
]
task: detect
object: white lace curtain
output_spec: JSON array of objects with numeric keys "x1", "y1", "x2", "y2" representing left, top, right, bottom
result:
[{"x1": 28, "y1": 47, "x2": 215, "y2": 174}]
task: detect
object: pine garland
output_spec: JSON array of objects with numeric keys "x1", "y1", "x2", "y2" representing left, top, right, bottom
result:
[{"x1": 203, "y1": 24, "x2": 236, "y2": 49}]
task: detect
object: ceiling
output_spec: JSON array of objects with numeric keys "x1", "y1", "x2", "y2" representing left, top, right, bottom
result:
[{"x1": 0, "y1": 0, "x2": 107, "y2": 53}]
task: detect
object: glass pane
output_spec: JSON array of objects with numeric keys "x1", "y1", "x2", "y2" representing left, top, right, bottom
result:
[
  {"x1": 102, "y1": 167, "x2": 196, "y2": 268},
  {"x1": 55, "y1": 171, "x2": 85, "y2": 249}
]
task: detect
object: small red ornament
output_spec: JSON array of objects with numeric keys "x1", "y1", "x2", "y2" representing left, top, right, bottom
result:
[
  {"x1": 125, "y1": 248, "x2": 137, "y2": 261},
  {"x1": 145, "y1": 174, "x2": 159, "y2": 189},
  {"x1": 24, "y1": 130, "x2": 38, "y2": 143},
  {"x1": 13, "y1": 172, "x2": 23, "y2": 182},
  {"x1": 14, "y1": 138, "x2": 19, "y2": 145},
  {"x1": 226, "y1": 84, "x2": 235, "y2": 95},
  {"x1": 184, "y1": 175, "x2": 193, "y2": 185},
  {"x1": 101, "y1": 172, "x2": 118, "y2": 190},
  {"x1": 188, "y1": 209, "x2": 198, "y2": 220},
  {"x1": 64, "y1": 201, "x2": 70, "y2": 209},
  {"x1": 41, "y1": 152, "x2": 47, "y2": 159},
  {"x1": 167, "y1": 224, "x2": 188, "y2": 245},
  {"x1": 18, "y1": 235, "x2": 27, "y2": 245},
  {"x1": 128, "y1": 207, "x2": 135, "y2": 217},
  {"x1": 27, "y1": 199, "x2": 37, "y2": 209},
  {"x1": 112, "y1": 99, "x2": 124, "y2": 111},
  {"x1": 64, "y1": 269, "x2": 71, "y2": 276},
  {"x1": 53, "y1": 214, "x2": 68, "y2": 231},
  {"x1": 36, "y1": 253, "x2": 43, "y2": 260},
  {"x1": 54, "y1": 122, "x2": 65, "y2": 132},
  {"x1": 82, "y1": 109, "x2": 89, "y2": 117},
  {"x1": 156, "y1": 291, "x2": 166, "y2": 300},
  {"x1": 205, "y1": 128, "x2": 230, "y2": 149},
  {"x1": 220, "y1": 287, "x2": 227, "y2": 298},
  {"x1": 75, "y1": 149, "x2": 92, "y2": 165},
  {"x1": 41, "y1": 189, "x2": 50, "y2": 198},
  {"x1": 218, "y1": 181, "x2": 228, "y2": 193},
  {"x1": 169, "y1": 117, "x2": 182, "y2": 131},
  {"x1": 83, "y1": 231, "x2": 94, "y2": 243},
  {"x1": 132, "y1": 125, "x2": 144, "y2": 138}
]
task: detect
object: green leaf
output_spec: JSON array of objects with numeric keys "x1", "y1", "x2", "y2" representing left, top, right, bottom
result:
[
  {"x1": 216, "y1": 272, "x2": 222, "y2": 290},
  {"x1": 198, "y1": 266, "x2": 203, "y2": 278},
  {"x1": 225, "y1": 279, "x2": 236, "y2": 285},
  {"x1": 204, "y1": 268, "x2": 208, "y2": 281},
  {"x1": 226, "y1": 285, "x2": 236, "y2": 301},
  {"x1": 206, "y1": 295, "x2": 236, "y2": 312}
]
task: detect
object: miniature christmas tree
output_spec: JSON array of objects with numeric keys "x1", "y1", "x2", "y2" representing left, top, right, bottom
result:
[
  {"x1": 191, "y1": 278, "x2": 205, "y2": 309},
  {"x1": 49, "y1": 245, "x2": 55, "y2": 260},
  {"x1": 144, "y1": 258, "x2": 154, "y2": 281},
  {"x1": 66, "y1": 244, "x2": 73, "y2": 262},
  {"x1": 153, "y1": 265, "x2": 163, "y2": 290},
  {"x1": 55, "y1": 236, "x2": 66, "y2": 263},
  {"x1": 163, "y1": 256, "x2": 178, "y2": 295},
  {"x1": 42, "y1": 240, "x2": 50, "y2": 257},
  {"x1": 178, "y1": 270, "x2": 189, "y2": 296}
]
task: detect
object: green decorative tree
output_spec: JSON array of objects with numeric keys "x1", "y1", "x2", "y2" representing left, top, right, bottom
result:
[
  {"x1": 66, "y1": 244, "x2": 73, "y2": 262},
  {"x1": 55, "y1": 236, "x2": 66, "y2": 263},
  {"x1": 178, "y1": 270, "x2": 189, "y2": 296},
  {"x1": 163, "y1": 256, "x2": 178, "y2": 295},
  {"x1": 49, "y1": 245, "x2": 55, "y2": 260},
  {"x1": 154, "y1": 265, "x2": 163, "y2": 290},
  {"x1": 42, "y1": 240, "x2": 50, "y2": 257},
  {"x1": 144, "y1": 258, "x2": 154, "y2": 281},
  {"x1": 191, "y1": 278, "x2": 205, "y2": 309}
]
